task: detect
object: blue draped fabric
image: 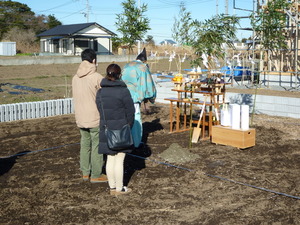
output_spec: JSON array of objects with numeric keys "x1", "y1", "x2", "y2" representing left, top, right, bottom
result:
[
  {"x1": 122, "y1": 60, "x2": 156, "y2": 103},
  {"x1": 122, "y1": 60, "x2": 157, "y2": 147}
]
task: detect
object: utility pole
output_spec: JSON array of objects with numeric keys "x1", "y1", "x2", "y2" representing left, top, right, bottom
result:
[
  {"x1": 137, "y1": 0, "x2": 141, "y2": 54},
  {"x1": 216, "y1": 0, "x2": 219, "y2": 14},
  {"x1": 251, "y1": 0, "x2": 257, "y2": 85},
  {"x1": 86, "y1": 0, "x2": 90, "y2": 22},
  {"x1": 225, "y1": 0, "x2": 228, "y2": 15}
]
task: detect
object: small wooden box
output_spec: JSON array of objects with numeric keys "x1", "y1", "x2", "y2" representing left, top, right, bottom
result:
[{"x1": 212, "y1": 125, "x2": 256, "y2": 149}]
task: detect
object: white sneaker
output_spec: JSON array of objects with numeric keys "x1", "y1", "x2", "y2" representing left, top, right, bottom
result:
[{"x1": 114, "y1": 186, "x2": 132, "y2": 196}]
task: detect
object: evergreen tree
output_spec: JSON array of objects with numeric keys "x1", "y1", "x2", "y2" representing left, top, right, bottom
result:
[
  {"x1": 190, "y1": 14, "x2": 239, "y2": 66},
  {"x1": 145, "y1": 35, "x2": 155, "y2": 46},
  {"x1": 172, "y1": 2, "x2": 193, "y2": 46},
  {"x1": 115, "y1": 0, "x2": 150, "y2": 53},
  {"x1": 0, "y1": 1, "x2": 34, "y2": 39},
  {"x1": 250, "y1": 0, "x2": 291, "y2": 51},
  {"x1": 0, "y1": 1, "x2": 62, "y2": 40},
  {"x1": 47, "y1": 14, "x2": 62, "y2": 29}
]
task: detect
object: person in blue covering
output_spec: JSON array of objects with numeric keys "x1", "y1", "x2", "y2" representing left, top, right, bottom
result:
[{"x1": 121, "y1": 48, "x2": 157, "y2": 148}]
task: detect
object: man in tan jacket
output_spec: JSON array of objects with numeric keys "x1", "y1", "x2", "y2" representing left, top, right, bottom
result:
[{"x1": 72, "y1": 49, "x2": 107, "y2": 183}]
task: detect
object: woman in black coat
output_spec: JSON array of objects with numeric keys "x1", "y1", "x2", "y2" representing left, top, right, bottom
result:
[{"x1": 96, "y1": 64, "x2": 135, "y2": 196}]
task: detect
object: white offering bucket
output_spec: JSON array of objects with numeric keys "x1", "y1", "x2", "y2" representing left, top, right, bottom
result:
[
  {"x1": 240, "y1": 104, "x2": 250, "y2": 130},
  {"x1": 221, "y1": 104, "x2": 231, "y2": 126},
  {"x1": 230, "y1": 104, "x2": 240, "y2": 130}
]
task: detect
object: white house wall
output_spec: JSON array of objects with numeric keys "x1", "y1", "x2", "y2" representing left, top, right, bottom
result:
[
  {"x1": 39, "y1": 25, "x2": 113, "y2": 55},
  {"x1": 40, "y1": 38, "x2": 52, "y2": 53},
  {"x1": 40, "y1": 39, "x2": 47, "y2": 52},
  {"x1": 97, "y1": 37, "x2": 111, "y2": 54},
  {"x1": 39, "y1": 38, "x2": 64, "y2": 54},
  {"x1": 73, "y1": 26, "x2": 112, "y2": 54},
  {"x1": 75, "y1": 26, "x2": 108, "y2": 36}
]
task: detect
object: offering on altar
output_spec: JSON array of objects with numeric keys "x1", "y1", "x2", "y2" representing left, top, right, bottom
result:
[
  {"x1": 172, "y1": 74, "x2": 184, "y2": 90},
  {"x1": 186, "y1": 71, "x2": 201, "y2": 80},
  {"x1": 172, "y1": 73, "x2": 183, "y2": 83}
]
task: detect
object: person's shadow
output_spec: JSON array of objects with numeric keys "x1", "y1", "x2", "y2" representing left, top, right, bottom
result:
[
  {"x1": 123, "y1": 118, "x2": 164, "y2": 186},
  {"x1": 0, "y1": 151, "x2": 30, "y2": 176}
]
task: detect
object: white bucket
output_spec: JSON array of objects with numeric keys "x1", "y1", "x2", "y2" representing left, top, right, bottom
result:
[
  {"x1": 241, "y1": 105, "x2": 250, "y2": 130},
  {"x1": 230, "y1": 104, "x2": 240, "y2": 130},
  {"x1": 221, "y1": 104, "x2": 231, "y2": 126}
]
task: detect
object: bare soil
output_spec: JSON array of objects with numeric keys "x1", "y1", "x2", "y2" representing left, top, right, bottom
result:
[
  {"x1": 1, "y1": 105, "x2": 300, "y2": 224},
  {"x1": 0, "y1": 61, "x2": 300, "y2": 224}
]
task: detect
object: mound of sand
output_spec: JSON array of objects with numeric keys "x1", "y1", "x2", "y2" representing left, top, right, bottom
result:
[{"x1": 158, "y1": 143, "x2": 200, "y2": 164}]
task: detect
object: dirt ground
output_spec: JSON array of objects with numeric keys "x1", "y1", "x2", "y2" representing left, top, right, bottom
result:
[
  {"x1": 1, "y1": 104, "x2": 300, "y2": 224},
  {"x1": 0, "y1": 61, "x2": 300, "y2": 224}
]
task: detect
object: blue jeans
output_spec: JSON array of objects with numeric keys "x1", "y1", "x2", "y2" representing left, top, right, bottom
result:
[{"x1": 79, "y1": 127, "x2": 104, "y2": 179}]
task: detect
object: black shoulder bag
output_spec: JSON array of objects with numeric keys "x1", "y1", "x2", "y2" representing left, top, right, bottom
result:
[{"x1": 100, "y1": 95, "x2": 133, "y2": 151}]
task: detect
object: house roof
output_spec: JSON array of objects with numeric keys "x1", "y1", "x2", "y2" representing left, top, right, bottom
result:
[
  {"x1": 37, "y1": 22, "x2": 116, "y2": 37},
  {"x1": 159, "y1": 39, "x2": 177, "y2": 45}
]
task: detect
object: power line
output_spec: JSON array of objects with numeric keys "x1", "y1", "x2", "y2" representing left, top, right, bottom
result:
[
  {"x1": 36, "y1": 0, "x2": 78, "y2": 13},
  {"x1": 59, "y1": 8, "x2": 86, "y2": 20},
  {"x1": 156, "y1": 0, "x2": 212, "y2": 6},
  {"x1": 151, "y1": 0, "x2": 213, "y2": 9}
]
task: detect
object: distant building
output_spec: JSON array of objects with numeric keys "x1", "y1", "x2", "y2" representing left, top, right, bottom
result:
[
  {"x1": 37, "y1": 22, "x2": 116, "y2": 55},
  {"x1": 233, "y1": 42, "x2": 248, "y2": 50},
  {"x1": 221, "y1": 41, "x2": 249, "y2": 51},
  {"x1": 0, "y1": 42, "x2": 16, "y2": 56},
  {"x1": 159, "y1": 39, "x2": 177, "y2": 46}
]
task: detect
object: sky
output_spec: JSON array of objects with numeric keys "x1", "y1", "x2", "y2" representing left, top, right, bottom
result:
[{"x1": 18, "y1": 0, "x2": 255, "y2": 43}]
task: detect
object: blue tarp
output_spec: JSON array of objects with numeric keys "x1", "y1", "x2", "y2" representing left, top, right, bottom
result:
[
  {"x1": 158, "y1": 79, "x2": 172, "y2": 82},
  {"x1": 158, "y1": 75, "x2": 174, "y2": 78},
  {"x1": 0, "y1": 83, "x2": 45, "y2": 94},
  {"x1": 234, "y1": 67, "x2": 252, "y2": 76},
  {"x1": 8, "y1": 91, "x2": 28, "y2": 95},
  {"x1": 183, "y1": 69, "x2": 209, "y2": 72},
  {"x1": 233, "y1": 66, "x2": 243, "y2": 76},
  {"x1": 184, "y1": 67, "x2": 252, "y2": 76},
  {"x1": 220, "y1": 66, "x2": 231, "y2": 75},
  {"x1": 152, "y1": 73, "x2": 174, "y2": 78}
]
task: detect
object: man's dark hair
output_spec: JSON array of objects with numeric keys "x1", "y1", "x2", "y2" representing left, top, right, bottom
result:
[
  {"x1": 81, "y1": 49, "x2": 96, "y2": 63},
  {"x1": 106, "y1": 64, "x2": 122, "y2": 80}
]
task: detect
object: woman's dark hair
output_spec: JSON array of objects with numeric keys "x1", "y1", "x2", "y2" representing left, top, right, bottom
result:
[
  {"x1": 81, "y1": 49, "x2": 96, "y2": 63},
  {"x1": 106, "y1": 64, "x2": 122, "y2": 80}
]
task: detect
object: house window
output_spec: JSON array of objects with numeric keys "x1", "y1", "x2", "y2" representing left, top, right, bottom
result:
[
  {"x1": 74, "y1": 40, "x2": 89, "y2": 48},
  {"x1": 62, "y1": 39, "x2": 68, "y2": 52},
  {"x1": 93, "y1": 40, "x2": 98, "y2": 51},
  {"x1": 53, "y1": 39, "x2": 59, "y2": 53}
]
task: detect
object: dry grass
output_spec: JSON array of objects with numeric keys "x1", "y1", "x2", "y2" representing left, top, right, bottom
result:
[{"x1": 0, "y1": 58, "x2": 192, "y2": 104}]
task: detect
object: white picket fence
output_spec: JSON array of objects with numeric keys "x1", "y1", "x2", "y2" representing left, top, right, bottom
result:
[{"x1": 0, "y1": 98, "x2": 73, "y2": 122}]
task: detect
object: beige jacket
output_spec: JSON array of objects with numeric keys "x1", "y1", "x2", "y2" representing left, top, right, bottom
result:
[{"x1": 72, "y1": 60, "x2": 103, "y2": 128}]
